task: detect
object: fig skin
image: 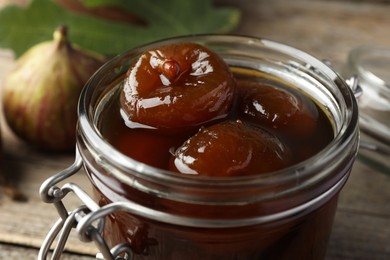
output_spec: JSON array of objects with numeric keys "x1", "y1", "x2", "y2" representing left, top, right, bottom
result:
[
  {"x1": 238, "y1": 80, "x2": 319, "y2": 138},
  {"x1": 120, "y1": 42, "x2": 236, "y2": 131},
  {"x1": 2, "y1": 26, "x2": 107, "y2": 151},
  {"x1": 170, "y1": 121, "x2": 292, "y2": 177}
]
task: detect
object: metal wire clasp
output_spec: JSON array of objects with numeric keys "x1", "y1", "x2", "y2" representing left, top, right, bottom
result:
[
  {"x1": 346, "y1": 74, "x2": 363, "y2": 99},
  {"x1": 38, "y1": 148, "x2": 133, "y2": 260}
]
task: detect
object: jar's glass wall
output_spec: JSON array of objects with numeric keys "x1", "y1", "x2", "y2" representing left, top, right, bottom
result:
[{"x1": 77, "y1": 35, "x2": 359, "y2": 259}]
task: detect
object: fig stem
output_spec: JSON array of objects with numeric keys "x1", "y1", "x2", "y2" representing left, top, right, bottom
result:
[
  {"x1": 162, "y1": 59, "x2": 180, "y2": 80},
  {"x1": 53, "y1": 26, "x2": 69, "y2": 45}
]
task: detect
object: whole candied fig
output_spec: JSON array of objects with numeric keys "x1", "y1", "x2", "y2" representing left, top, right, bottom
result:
[
  {"x1": 238, "y1": 80, "x2": 318, "y2": 138},
  {"x1": 170, "y1": 120, "x2": 292, "y2": 177},
  {"x1": 120, "y1": 43, "x2": 236, "y2": 132},
  {"x1": 2, "y1": 26, "x2": 106, "y2": 151}
]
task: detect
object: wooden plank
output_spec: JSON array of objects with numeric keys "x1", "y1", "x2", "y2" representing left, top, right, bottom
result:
[
  {"x1": 0, "y1": 154, "x2": 98, "y2": 256},
  {"x1": 0, "y1": 243, "x2": 95, "y2": 260},
  {"x1": 338, "y1": 159, "x2": 390, "y2": 216},
  {"x1": 223, "y1": 0, "x2": 390, "y2": 71},
  {"x1": 327, "y1": 210, "x2": 390, "y2": 260},
  {"x1": 325, "y1": 159, "x2": 390, "y2": 259}
]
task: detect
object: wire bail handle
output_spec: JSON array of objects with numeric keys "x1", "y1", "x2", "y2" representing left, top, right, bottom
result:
[{"x1": 38, "y1": 148, "x2": 133, "y2": 260}]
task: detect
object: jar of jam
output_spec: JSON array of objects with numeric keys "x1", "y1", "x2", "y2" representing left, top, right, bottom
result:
[{"x1": 39, "y1": 35, "x2": 359, "y2": 260}]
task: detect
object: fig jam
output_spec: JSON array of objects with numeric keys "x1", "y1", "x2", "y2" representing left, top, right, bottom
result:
[
  {"x1": 77, "y1": 36, "x2": 358, "y2": 260},
  {"x1": 99, "y1": 68, "x2": 333, "y2": 176},
  {"x1": 92, "y1": 66, "x2": 336, "y2": 259}
]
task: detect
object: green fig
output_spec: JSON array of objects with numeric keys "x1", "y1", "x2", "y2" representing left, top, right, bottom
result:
[{"x1": 2, "y1": 26, "x2": 107, "y2": 151}]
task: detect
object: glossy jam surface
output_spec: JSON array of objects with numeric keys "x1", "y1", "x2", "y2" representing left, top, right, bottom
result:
[
  {"x1": 100, "y1": 76, "x2": 333, "y2": 177},
  {"x1": 99, "y1": 43, "x2": 334, "y2": 177}
]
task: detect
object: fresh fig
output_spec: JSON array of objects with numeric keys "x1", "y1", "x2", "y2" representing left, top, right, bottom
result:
[{"x1": 2, "y1": 26, "x2": 106, "y2": 151}]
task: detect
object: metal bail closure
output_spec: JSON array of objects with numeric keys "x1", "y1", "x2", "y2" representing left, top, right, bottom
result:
[
  {"x1": 38, "y1": 148, "x2": 134, "y2": 260},
  {"x1": 38, "y1": 205, "x2": 90, "y2": 260},
  {"x1": 346, "y1": 74, "x2": 363, "y2": 99}
]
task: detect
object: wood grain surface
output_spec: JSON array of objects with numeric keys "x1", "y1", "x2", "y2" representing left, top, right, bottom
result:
[{"x1": 1, "y1": 0, "x2": 390, "y2": 259}]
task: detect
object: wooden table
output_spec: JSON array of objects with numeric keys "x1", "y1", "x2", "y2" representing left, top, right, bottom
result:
[{"x1": 1, "y1": 0, "x2": 390, "y2": 259}]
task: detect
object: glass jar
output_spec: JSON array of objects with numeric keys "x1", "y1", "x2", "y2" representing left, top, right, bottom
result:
[
  {"x1": 345, "y1": 46, "x2": 390, "y2": 172},
  {"x1": 42, "y1": 35, "x2": 360, "y2": 260}
]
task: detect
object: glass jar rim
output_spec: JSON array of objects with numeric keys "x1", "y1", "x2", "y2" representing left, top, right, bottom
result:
[{"x1": 77, "y1": 34, "x2": 359, "y2": 190}]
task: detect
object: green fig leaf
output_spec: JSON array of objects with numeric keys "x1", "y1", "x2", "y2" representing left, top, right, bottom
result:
[{"x1": 0, "y1": 0, "x2": 240, "y2": 57}]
